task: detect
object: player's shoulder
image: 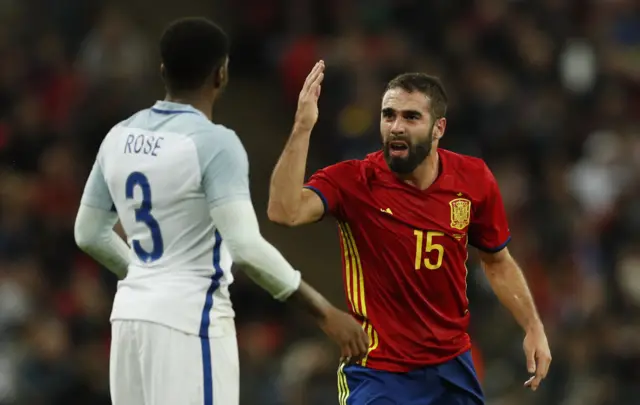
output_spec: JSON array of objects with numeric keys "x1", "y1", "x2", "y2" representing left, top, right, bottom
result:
[
  {"x1": 328, "y1": 151, "x2": 386, "y2": 171},
  {"x1": 116, "y1": 108, "x2": 151, "y2": 129},
  {"x1": 439, "y1": 148, "x2": 488, "y2": 171},
  {"x1": 96, "y1": 109, "x2": 149, "y2": 157},
  {"x1": 439, "y1": 149, "x2": 496, "y2": 192},
  {"x1": 188, "y1": 121, "x2": 239, "y2": 144},
  {"x1": 110, "y1": 103, "x2": 236, "y2": 140},
  {"x1": 440, "y1": 148, "x2": 493, "y2": 179},
  {"x1": 188, "y1": 121, "x2": 245, "y2": 161},
  {"x1": 101, "y1": 109, "x2": 148, "y2": 141},
  {"x1": 101, "y1": 107, "x2": 165, "y2": 144},
  {"x1": 320, "y1": 158, "x2": 364, "y2": 175},
  {"x1": 185, "y1": 122, "x2": 248, "y2": 177},
  {"x1": 313, "y1": 152, "x2": 377, "y2": 181}
]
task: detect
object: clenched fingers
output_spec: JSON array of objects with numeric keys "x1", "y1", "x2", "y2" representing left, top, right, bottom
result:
[
  {"x1": 340, "y1": 330, "x2": 368, "y2": 364},
  {"x1": 351, "y1": 333, "x2": 368, "y2": 361}
]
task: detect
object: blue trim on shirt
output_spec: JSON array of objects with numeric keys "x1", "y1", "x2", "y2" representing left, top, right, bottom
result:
[
  {"x1": 199, "y1": 230, "x2": 224, "y2": 405},
  {"x1": 472, "y1": 235, "x2": 512, "y2": 253},
  {"x1": 303, "y1": 186, "x2": 328, "y2": 221},
  {"x1": 151, "y1": 107, "x2": 201, "y2": 115}
]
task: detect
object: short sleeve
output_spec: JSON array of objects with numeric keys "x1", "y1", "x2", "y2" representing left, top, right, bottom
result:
[
  {"x1": 304, "y1": 161, "x2": 356, "y2": 219},
  {"x1": 468, "y1": 163, "x2": 511, "y2": 252},
  {"x1": 80, "y1": 158, "x2": 114, "y2": 211},
  {"x1": 194, "y1": 127, "x2": 251, "y2": 208}
]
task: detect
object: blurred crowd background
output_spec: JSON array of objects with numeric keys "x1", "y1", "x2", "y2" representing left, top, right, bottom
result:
[{"x1": 0, "y1": 0, "x2": 638, "y2": 404}]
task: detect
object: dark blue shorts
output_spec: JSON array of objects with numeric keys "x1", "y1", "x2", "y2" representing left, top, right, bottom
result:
[{"x1": 337, "y1": 351, "x2": 484, "y2": 405}]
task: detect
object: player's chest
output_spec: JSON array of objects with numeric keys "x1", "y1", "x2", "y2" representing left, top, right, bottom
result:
[
  {"x1": 358, "y1": 185, "x2": 473, "y2": 228},
  {"x1": 343, "y1": 186, "x2": 477, "y2": 258}
]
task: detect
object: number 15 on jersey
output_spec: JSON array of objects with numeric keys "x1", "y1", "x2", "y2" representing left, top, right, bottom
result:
[{"x1": 414, "y1": 230, "x2": 444, "y2": 270}]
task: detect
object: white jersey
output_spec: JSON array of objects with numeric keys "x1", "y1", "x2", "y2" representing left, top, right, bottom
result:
[{"x1": 80, "y1": 101, "x2": 250, "y2": 338}]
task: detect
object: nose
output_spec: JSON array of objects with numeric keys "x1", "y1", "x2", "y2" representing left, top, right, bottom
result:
[{"x1": 389, "y1": 117, "x2": 405, "y2": 135}]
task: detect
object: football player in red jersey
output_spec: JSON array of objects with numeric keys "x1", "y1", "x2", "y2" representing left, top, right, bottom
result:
[{"x1": 268, "y1": 61, "x2": 552, "y2": 404}]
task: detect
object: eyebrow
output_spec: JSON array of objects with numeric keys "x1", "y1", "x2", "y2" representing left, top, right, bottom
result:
[{"x1": 381, "y1": 107, "x2": 423, "y2": 116}]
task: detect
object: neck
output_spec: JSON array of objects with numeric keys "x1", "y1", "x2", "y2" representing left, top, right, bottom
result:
[
  {"x1": 165, "y1": 91, "x2": 215, "y2": 120},
  {"x1": 400, "y1": 148, "x2": 440, "y2": 190}
]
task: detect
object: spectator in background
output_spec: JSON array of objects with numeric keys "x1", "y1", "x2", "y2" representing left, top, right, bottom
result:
[{"x1": 76, "y1": 7, "x2": 149, "y2": 88}]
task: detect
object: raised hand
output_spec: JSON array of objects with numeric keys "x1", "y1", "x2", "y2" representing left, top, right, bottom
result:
[{"x1": 294, "y1": 60, "x2": 325, "y2": 131}]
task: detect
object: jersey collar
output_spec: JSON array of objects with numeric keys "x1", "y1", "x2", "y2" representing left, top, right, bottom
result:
[{"x1": 151, "y1": 101, "x2": 207, "y2": 118}]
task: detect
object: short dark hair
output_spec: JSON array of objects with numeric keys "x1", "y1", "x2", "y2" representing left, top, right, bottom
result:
[
  {"x1": 385, "y1": 73, "x2": 448, "y2": 118},
  {"x1": 160, "y1": 17, "x2": 229, "y2": 93}
]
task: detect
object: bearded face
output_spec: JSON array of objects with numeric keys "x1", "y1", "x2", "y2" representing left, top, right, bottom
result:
[
  {"x1": 383, "y1": 120, "x2": 435, "y2": 174},
  {"x1": 380, "y1": 88, "x2": 441, "y2": 174}
]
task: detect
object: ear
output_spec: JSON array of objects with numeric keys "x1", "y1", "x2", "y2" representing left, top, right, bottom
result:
[
  {"x1": 214, "y1": 68, "x2": 223, "y2": 88},
  {"x1": 214, "y1": 57, "x2": 229, "y2": 88},
  {"x1": 160, "y1": 63, "x2": 166, "y2": 79},
  {"x1": 433, "y1": 117, "x2": 447, "y2": 141}
]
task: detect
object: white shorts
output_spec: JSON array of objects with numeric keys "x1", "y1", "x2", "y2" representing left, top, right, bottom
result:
[{"x1": 110, "y1": 319, "x2": 238, "y2": 405}]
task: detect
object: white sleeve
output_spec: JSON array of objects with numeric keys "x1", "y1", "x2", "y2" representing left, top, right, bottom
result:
[
  {"x1": 74, "y1": 204, "x2": 130, "y2": 279},
  {"x1": 194, "y1": 126, "x2": 251, "y2": 208},
  {"x1": 80, "y1": 158, "x2": 115, "y2": 211},
  {"x1": 209, "y1": 200, "x2": 301, "y2": 301}
]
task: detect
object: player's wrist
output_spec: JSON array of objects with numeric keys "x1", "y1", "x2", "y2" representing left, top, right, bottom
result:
[
  {"x1": 291, "y1": 120, "x2": 315, "y2": 136},
  {"x1": 289, "y1": 280, "x2": 334, "y2": 321},
  {"x1": 524, "y1": 320, "x2": 544, "y2": 335}
]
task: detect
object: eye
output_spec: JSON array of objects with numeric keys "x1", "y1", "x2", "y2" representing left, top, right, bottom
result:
[{"x1": 381, "y1": 110, "x2": 394, "y2": 118}]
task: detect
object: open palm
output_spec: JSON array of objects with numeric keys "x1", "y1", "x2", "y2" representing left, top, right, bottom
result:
[{"x1": 295, "y1": 60, "x2": 325, "y2": 131}]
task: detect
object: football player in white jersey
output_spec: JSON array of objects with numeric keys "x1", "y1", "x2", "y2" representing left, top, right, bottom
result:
[{"x1": 74, "y1": 17, "x2": 368, "y2": 405}]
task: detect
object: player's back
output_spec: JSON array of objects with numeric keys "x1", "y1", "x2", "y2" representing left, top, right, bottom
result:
[{"x1": 99, "y1": 101, "x2": 236, "y2": 337}]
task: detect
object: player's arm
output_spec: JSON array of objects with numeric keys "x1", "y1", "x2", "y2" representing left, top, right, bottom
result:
[
  {"x1": 479, "y1": 248, "x2": 543, "y2": 338},
  {"x1": 470, "y1": 162, "x2": 551, "y2": 391},
  {"x1": 267, "y1": 130, "x2": 325, "y2": 226},
  {"x1": 268, "y1": 61, "x2": 327, "y2": 226},
  {"x1": 74, "y1": 159, "x2": 130, "y2": 279},
  {"x1": 197, "y1": 128, "x2": 369, "y2": 359},
  {"x1": 478, "y1": 247, "x2": 550, "y2": 390}
]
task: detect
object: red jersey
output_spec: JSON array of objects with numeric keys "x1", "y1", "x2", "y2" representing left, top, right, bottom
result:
[{"x1": 304, "y1": 149, "x2": 510, "y2": 372}]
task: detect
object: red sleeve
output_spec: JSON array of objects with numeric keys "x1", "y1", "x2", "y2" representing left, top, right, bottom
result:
[
  {"x1": 468, "y1": 163, "x2": 511, "y2": 252},
  {"x1": 304, "y1": 161, "x2": 355, "y2": 219}
]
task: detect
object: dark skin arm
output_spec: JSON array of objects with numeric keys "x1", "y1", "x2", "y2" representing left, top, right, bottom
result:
[{"x1": 288, "y1": 280, "x2": 369, "y2": 361}]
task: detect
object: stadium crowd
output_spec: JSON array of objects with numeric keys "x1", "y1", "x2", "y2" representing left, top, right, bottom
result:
[{"x1": 0, "y1": 0, "x2": 638, "y2": 404}]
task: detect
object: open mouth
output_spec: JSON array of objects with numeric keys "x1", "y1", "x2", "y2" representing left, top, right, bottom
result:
[{"x1": 388, "y1": 140, "x2": 409, "y2": 157}]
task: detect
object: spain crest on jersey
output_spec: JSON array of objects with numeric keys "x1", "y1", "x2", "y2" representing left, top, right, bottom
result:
[{"x1": 449, "y1": 198, "x2": 471, "y2": 230}]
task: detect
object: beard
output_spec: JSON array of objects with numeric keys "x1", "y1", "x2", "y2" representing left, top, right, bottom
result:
[{"x1": 383, "y1": 125, "x2": 434, "y2": 175}]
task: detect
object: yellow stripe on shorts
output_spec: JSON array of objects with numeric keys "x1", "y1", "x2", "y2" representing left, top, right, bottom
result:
[{"x1": 337, "y1": 362, "x2": 350, "y2": 405}]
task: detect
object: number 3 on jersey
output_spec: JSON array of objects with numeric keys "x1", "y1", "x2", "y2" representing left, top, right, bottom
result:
[
  {"x1": 414, "y1": 230, "x2": 444, "y2": 270},
  {"x1": 126, "y1": 172, "x2": 164, "y2": 262}
]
